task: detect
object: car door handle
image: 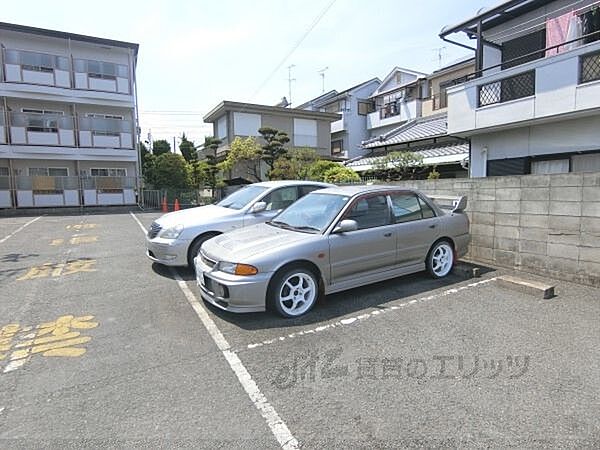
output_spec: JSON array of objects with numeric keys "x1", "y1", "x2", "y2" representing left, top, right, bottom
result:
[
  {"x1": 383, "y1": 232, "x2": 393, "y2": 237},
  {"x1": 429, "y1": 224, "x2": 436, "y2": 229}
]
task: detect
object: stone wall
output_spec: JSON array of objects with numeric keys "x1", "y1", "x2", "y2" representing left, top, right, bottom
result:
[{"x1": 385, "y1": 173, "x2": 600, "y2": 287}]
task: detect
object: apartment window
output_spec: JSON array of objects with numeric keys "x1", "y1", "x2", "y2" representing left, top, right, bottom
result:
[
  {"x1": 217, "y1": 116, "x2": 227, "y2": 139},
  {"x1": 4, "y1": 49, "x2": 69, "y2": 72},
  {"x1": 323, "y1": 100, "x2": 347, "y2": 113},
  {"x1": 86, "y1": 113, "x2": 124, "y2": 120},
  {"x1": 358, "y1": 101, "x2": 375, "y2": 115},
  {"x1": 90, "y1": 168, "x2": 127, "y2": 177},
  {"x1": 21, "y1": 109, "x2": 64, "y2": 133},
  {"x1": 29, "y1": 168, "x2": 68, "y2": 176},
  {"x1": 0, "y1": 167, "x2": 9, "y2": 176},
  {"x1": 501, "y1": 29, "x2": 546, "y2": 69},
  {"x1": 580, "y1": 51, "x2": 600, "y2": 84},
  {"x1": 233, "y1": 112, "x2": 261, "y2": 136},
  {"x1": 74, "y1": 59, "x2": 129, "y2": 79},
  {"x1": 331, "y1": 140, "x2": 343, "y2": 154},
  {"x1": 294, "y1": 118, "x2": 317, "y2": 147}
]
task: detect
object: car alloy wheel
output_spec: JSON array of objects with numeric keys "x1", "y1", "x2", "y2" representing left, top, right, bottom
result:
[
  {"x1": 273, "y1": 269, "x2": 318, "y2": 318},
  {"x1": 428, "y1": 241, "x2": 454, "y2": 278}
]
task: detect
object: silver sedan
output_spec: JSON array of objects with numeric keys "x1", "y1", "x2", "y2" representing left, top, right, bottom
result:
[{"x1": 195, "y1": 185, "x2": 470, "y2": 318}]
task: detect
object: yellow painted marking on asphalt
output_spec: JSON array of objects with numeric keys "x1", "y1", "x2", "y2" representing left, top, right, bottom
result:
[
  {"x1": 69, "y1": 236, "x2": 98, "y2": 245},
  {"x1": 17, "y1": 259, "x2": 97, "y2": 281},
  {"x1": 66, "y1": 224, "x2": 98, "y2": 231},
  {"x1": 1, "y1": 315, "x2": 98, "y2": 373},
  {"x1": 50, "y1": 239, "x2": 64, "y2": 246}
]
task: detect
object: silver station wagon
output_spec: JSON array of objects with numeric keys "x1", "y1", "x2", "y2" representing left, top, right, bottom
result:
[{"x1": 195, "y1": 185, "x2": 470, "y2": 318}]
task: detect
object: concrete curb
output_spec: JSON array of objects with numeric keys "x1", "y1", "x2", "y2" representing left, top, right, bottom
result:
[{"x1": 496, "y1": 275, "x2": 556, "y2": 299}]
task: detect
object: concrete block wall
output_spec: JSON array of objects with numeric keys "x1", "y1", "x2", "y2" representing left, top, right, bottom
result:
[{"x1": 387, "y1": 172, "x2": 600, "y2": 287}]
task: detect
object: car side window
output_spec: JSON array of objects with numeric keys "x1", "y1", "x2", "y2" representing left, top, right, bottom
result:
[
  {"x1": 262, "y1": 186, "x2": 298, "y2": 211},
  {"x1": 418, "y1": 196, "x2": 436, "y2": 219},
  {"x1": 299, "y1": 185, "x2": 322, "y2": 197},
  {"x1": 345, "y1": 194, "x2": 390, "y2": 230},
  {"x1": 390, "y1": 193, "x2": 423, "y2": 223}
]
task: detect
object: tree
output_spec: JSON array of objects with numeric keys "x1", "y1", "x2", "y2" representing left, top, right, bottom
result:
[
  {"x1": 221, "y1": 136, "x2": 263, "y2": 182},
  {"x1": 269, "y1": 148, "x2": 319, "y2": 180},
  {"x1": 373, "y1": 151, "x2": 425, "y2": 180},
  {"x1": 202, "y1": 136, "x2": 223, "y2": 196},
  {"x1": 323, "y1": 166, "x2": 361, "y2": 184},
  {"x1": 152, "y1": 139, "x2": 171, "y2": 156},
  {"x1": 258, "y1": 127, "x2": 290, "y2": 179},
  {"x1": 179, "y1": 133, "x2": 197, "y2": 163},
  {"x1": 306, "y1": 160, "x2": 339, "y2": 181},
  {"x1": 148, "y1": 153, "x2": 190, "y2": 189}
]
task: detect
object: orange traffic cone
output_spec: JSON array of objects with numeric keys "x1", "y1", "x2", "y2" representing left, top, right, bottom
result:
[
  {"x1": 174, "y1": 198, "x2": 180, "y2": 211},
  {"x1": 161, "y1": 195, "x2": 168, "y2": 212}
]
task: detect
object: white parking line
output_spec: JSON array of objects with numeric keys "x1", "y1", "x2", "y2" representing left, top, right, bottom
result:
[
  {"x1": 0, "y1": 216, "x2": 42, "y2": 244},
  {"x1": 244, "y1": 277, "x2": 498, "y2": 351},
  {"x1": 129, "y1": 211, "x2": 147, "y2": 234},
  {"x1": 129, "y1": 212, "x2": 298, "y2": 450}
]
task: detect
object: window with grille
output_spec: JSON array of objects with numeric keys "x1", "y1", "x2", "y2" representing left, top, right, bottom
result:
[
  {"x1": 479, "y1": 70, "x2": 535, "y2": 106},
  {"x1": 580, "y1": 51, "x2": 600, "y2": 83}
]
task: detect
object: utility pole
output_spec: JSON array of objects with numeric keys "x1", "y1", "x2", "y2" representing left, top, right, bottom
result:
[
  {"x1": 287, "y1": 64, "x2": 296, "y2": 107},
  {"x1": 318, "y1": 67, "x2": 329, "y2": 93}
]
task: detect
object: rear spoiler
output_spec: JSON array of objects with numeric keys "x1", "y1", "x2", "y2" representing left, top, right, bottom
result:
[{"x1": 427, "y1": 195, "x2": 468, "y2": 213}]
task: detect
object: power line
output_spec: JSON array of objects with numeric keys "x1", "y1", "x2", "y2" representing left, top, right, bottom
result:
[{"x1": 248, "y1": 0, "x2": 337, "y2": 101}]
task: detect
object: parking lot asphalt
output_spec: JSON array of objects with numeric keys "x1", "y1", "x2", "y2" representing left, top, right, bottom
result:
[{"x1": 1, "y1": 211, "x2": 599, "y2": 448}]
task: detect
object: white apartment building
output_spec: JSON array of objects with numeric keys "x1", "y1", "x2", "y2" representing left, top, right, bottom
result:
[{"x1": 0, "y1": 22, "x2": 139, "y2": 208}]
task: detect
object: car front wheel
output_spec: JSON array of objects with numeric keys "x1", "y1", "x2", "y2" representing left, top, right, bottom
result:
[
  {"x1": 426, "y1": 240, "x2": 454, "y2": 278},
  {"x1": 270, "y1": 268, "x2": 319, "y2": 318}
]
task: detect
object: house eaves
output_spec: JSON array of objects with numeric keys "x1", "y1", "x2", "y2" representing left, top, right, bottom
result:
[
  {"x1": 347, "y1": 141, "x2": 469, "y2": 171},
  {"x1": 203, "y1": 100, "x2": 341, "y2": 123},
  {"x1": 362, "y1": 113, "x2": 448, "y2": 149},
  {"x1": 439, "y1": 0, "x2": 550, "y2": 38}
]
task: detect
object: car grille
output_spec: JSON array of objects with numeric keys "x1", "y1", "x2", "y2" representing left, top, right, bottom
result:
[
  {"x1": 147, "y1": 222, "x2": 162, "y2": 239},
  {"x1": 200, "y1": 251, "x2": 217, "y2": 269}
]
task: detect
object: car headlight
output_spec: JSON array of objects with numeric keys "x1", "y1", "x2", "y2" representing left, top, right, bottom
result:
[
  {"x1": 159, "y1": 224, "x2": 184, "y2": 239},
  {"x1": 217, "y1": 261, "x2": 258, "y2": 276}
]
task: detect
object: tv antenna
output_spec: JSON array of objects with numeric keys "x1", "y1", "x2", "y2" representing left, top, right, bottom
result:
[
  {"x1": 287, "y1": 64, "x2": 296, "y2": 107},
  {"x1": 318, "y1": 66, "x2": 329, "y2": 93}
]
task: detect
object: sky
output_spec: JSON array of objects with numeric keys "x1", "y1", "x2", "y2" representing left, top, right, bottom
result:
[{"x1": 2, "y1": 0, "x2": 486, "y2": 148}]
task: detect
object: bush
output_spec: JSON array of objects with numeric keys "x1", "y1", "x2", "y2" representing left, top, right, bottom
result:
[{"x1": 323, "y1": 166, "x2": 361, "y2": 184}]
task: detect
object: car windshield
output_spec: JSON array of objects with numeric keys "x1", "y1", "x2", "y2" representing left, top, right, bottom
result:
[
  {"x1": 216, "y1": 185, "x2": 268, "y2": 210},
  {"x1": 269, "y1": 193, "x2": 350, "y2": 233}
]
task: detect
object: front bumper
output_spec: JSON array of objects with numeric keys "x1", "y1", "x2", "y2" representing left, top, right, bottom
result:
[
  {"x1": 194, "y1": 255, "x2": 272, "y2": 313},
  {"x1": 146, "y1": 236, "x2": 191, "y2": 266}
]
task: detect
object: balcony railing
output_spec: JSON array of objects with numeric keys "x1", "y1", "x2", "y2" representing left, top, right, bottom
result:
[
  {"x1": 9, "y1": 112, "x2": 75, "y2": 146},
  {"x1": 74, "y1": 59, "x2": 130, "y2": 93},
  {"x1": 478, "y1": 70, "x2": 535, "y2": 107},
  {"x1": 580, "y1": 51, "x2": 600, "y2": 84},
  {"x1": 79, "y1": 116, "x2": 133, "y2": 149},
  {"x1": 3, "y1": 49, "x2": 70, "y2": 88}
]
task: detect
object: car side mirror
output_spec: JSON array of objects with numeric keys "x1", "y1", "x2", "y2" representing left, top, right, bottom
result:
[
  {"x1": 333, "y1": 219, "x2": 358, "y2": 233},
  {"x1": 249, "y1": 201, "x2": 267, "y2": 213}
]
